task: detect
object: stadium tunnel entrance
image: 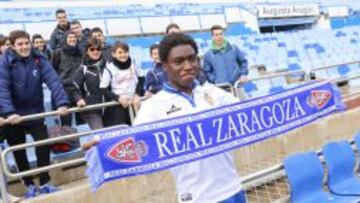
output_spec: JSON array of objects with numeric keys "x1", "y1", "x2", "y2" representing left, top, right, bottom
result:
[{"x1": 258, "y1": 16, "x2": 318, "y2": 33}]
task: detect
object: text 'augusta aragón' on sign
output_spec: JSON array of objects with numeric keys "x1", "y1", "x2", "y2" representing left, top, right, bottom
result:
[
  {"x1": 257, "y1": 5, "x2": 320, "y2": 18},
  {"x1": 85, "y1": 81, "x2": 344, "y2": 191}
]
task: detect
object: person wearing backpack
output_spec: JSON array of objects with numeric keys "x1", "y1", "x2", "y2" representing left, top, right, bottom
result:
[
  {"x1": 100, "y1": 41, "x2": 144, "y2": 127},
  {"x1": 0, "y1": 30, "x2": 68, "y2": 198},
  {"x1": 72, "y1": 37, "x2": 106, "y2": 130}
]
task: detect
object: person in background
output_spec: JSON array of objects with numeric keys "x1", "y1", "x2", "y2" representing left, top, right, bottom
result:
[
  {"x1": 100, "y1": 41, "x2": 144, "y2": 127},
  {"x1": 32, "y1": 34, "x2": 52, "y2": 60},
  {"x1": 0, "y1": 30, "x2": 69, "y2": 198},
  {"x1": 52, "y1": 30, "x2": 82, "y2": 127},
  {"x1": 165, "y1": 23, "x2": 181, "y2": 35},
  {"x1": 49, "y1": 8, "x2": 70, "y2": 50},
  {"x1": 91, "y1": 27, "x2": 112, "y2": 62},
  {"x1": 72, "y1": 37, "x2": 106, "y2": 130},
  {"x1": 69, "y1": 20, "x2": 91, "y2": 54},
  {"x1": 203, "y1": 25, "x2": 248, "y2": 85},
  {"x1": 0, "y1": 35, "x2": 11, "y2": 56},
  {"x1": 144, "y1": 44, "x2": 167, "y2": 96}
]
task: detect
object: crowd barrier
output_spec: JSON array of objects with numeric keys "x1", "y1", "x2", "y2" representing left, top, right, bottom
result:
[{"x1": 1, "y1": 61, "x2": 360, "y2": 202}]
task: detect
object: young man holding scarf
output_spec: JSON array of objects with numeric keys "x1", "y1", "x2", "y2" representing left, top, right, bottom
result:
[
  {"x1": 135, "y1": 33, "x2": 246, "y2": 203},
  {"x1": 83, "y1": 33, "x2": 246, "y2": 203}
]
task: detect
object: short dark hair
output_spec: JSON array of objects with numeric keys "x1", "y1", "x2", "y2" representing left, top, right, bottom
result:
[
  {"x1": 112, "y1": 41, "x2": 129, "y2": 53},
  {"x1": 86, "y1": 37, "x2": 103, "y2": 51},
  {"x1": 70, "y1": 20, "x2": 81, "y2": 27},
  {"x1": 149, "y1": 44, "x2": 159, "y2": 55},
  {"x1": 0, "y1": 35, "x2": 9, "y2": 47},
  {"x1": 159, "y1": 33, "x2": 198, "y2": 63},
  {"x1": 165, "y1": 23, "x2": 180, "y2": 34},
  {"x1": 32, "y1": 34, "x2": 44, "y2": 42},
  {"x1": 210, "y1": 25, "x2": 224, "y2": 35},
  {"x1": 9, "y1": 30, "x2": 30, "y2": 45},
  {"x1": 55, "y1": 8, "x2": 66, "y2": 16},
  {"x1": 91, "y1": 27, "x2": 103, "y2": 35}
]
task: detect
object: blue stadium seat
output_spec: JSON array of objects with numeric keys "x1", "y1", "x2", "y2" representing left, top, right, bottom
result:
[
  {"x1": 322, "y1": 141, "x2": 360, "y2": 196},
  {"x1": 337, "y1": 65, "x2": 351, "y2": 76},
  {"x1": 288, "y1": 63, "x2": 301, "y2": 71},
  {"x1": 277, "y1": 42, "x2": 286, "y2": 47},
  {"x1": 287, "y1": 50, "x2": 298, "y2": 57},
  {"x1": 269, "y1": 86, "x2": 285, "y2": 94},
  {"x1": 284, "y1": 152, "x2": 359, "y2": 203},
  {"x1": 242, "y1": 81, "x2": 257, "y2": 93}
]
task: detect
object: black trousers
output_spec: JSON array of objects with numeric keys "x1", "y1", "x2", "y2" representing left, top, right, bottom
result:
[
  {"x1": 103, "y1": 106, "x2": 131, "y2": 127},
  {"x1": 3, "y1": 122, "x2": 51, "y2": 186}
]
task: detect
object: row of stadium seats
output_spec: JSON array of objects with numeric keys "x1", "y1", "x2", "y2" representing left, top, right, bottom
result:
[
  {"x1": 284, "y1": 133, "x2": 360, "y2": 203},
  {"x1": 0, "y1": 3, "x2": 227, "y2": 23}
]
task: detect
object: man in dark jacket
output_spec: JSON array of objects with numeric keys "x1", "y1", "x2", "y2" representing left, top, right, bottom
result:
[
  {"x1": 91, "y1": 27, "x2": 112, "y2": 62},
  {"x1": 204, "y1": 25, "x2": 248, "y2": 85},
  {"x1": 52, "y1": 30, "x2": 82, "y2": 127},
  {"x1": 0, "y1": 30, "x2": 69, "y2": 198},
  {"x1": 70, "y1": 20, "x2": 91, "y2": 54},
  {"x1": 49, "y1": 8, "x2": 70, "y2": 50},
  {"x1": 32, "y1": 34, "x2": 52, "y2": 60}
]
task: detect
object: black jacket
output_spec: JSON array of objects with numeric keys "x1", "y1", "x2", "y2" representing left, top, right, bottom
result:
[
  {"x1": 72, "y1": 57, "x2": 106, "y2": 106},
  {"x1": 78, "y1": 28, "x2": 92, "y2": 54},
  {"x1": 0, "y1": 48, "x2": 68, "y2": 117},
  {"x1": 102, "y1": 43, "x2": 112, "y2": 62},
  {"x1": 49, "y1": 23, "x2": 70, "y2": 50},
  {"x1": 52, "y1": 46, "x2": 82, "y2": 88}
]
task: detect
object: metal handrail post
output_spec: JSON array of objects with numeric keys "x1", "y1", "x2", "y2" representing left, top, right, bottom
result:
[{"x1": 0, "y1": 147, "x2": 9, "y2": 203}]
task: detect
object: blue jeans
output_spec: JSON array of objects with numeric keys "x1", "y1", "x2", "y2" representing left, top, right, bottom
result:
[{"x1": 219, "y1": 190, "x2": 246, "y2": 203}]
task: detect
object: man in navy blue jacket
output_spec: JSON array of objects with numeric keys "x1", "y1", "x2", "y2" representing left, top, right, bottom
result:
[
  {"x1": 0, "y1": 30, "x2": 69, "y2": 198},
  {"x1": 204, "y1": 25, "x2": 248, "y2": 85}
]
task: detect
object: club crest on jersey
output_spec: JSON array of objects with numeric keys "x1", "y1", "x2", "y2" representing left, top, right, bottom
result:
[
  {"x1": 106, "y1": 137, "x2": 148, "y2": 164},
  {"x1": 307, "y1": 90, "x2": 332, "y2": 109}
]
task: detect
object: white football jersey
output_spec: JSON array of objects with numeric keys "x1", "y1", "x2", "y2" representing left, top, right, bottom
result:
[{"x1": 134, "y1": 82, "x2": 242, "y2": 203}]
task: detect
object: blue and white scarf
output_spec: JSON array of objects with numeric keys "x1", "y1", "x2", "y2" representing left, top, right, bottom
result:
[{"x1": 86, "y1": 81, "x2": 344, "y2": 191}]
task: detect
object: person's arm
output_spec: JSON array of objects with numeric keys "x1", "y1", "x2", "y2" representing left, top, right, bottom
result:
[
  {"x1": 51, "y1": 49, "x2": 61, "y2": 73},
  {"x1": 72, "y1": 66, "x2": 85, "y2": 103},
  {"x1": 203, "y1": 52, "x2": 216, "y2": 83},
  {"x1": 207, "y1": 83, "x2": 239, "y2": 105},
  {"x1": 40, "y1": 58, "x2": 69, "y2": 108},
  {"x1": 234, "y1": 45, "x2": 249, "y2": 77},
  {"x1": 99, "y1": 68, "x2": 119, "y2": 101},
  {"x1": 0, "y1": 59, "x2": 16, "y2": 116}
]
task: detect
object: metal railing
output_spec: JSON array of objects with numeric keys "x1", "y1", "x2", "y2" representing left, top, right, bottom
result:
[
  {"x1": 0, "y1": 101, "x2": 133, "y2": 203},
  {"x1": 234, "y1": 60, "x2": 360, "y2": 100},
  {"x1": 0, "y1": 82, "x2": 236, "y2": 202},
  {"x1": 234, "y1": 69, "x2": 308, "y2": 99},
  {"x1": 215, "y1": 82, "x2": 236, "y2": 96}
]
